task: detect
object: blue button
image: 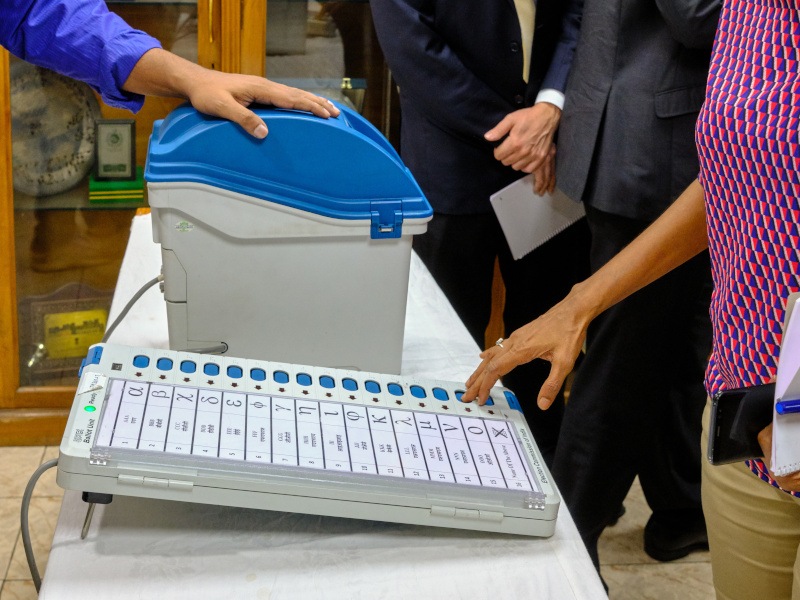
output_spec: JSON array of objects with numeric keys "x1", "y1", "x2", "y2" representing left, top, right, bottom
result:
[
  {"x1": 432, "y1": 387, "x2": 449, "y2": 401},
  {"x1": 342, "y1": 378, "x2": 358, "y2": 391},
  {"x1": 133, "y1": 355, "x2": 150, "y2": 368},
  {"x1": 297, "y1": 373, "x2": 312, "y2": 386},
  {"x1": 250, "y1": 368, "x2": 267, "y2": 381},
  {"x1": 484, "y1": 397, "x2": 494, "y2": 406},
  {"x1": 388, "y1": 383, "x2": 403, "y2": 396},
  {"x1": 273, "y1": 370, "x2": 290, "y2": 384},
  {"x1": 227, "y1": 365, "x2": 243, "y2": 378},
  {"x1": 180, "y1": 360, "x2": 196, "y2": 374},
  {"x1": 156, "y1": 358, "x2": 173, "y2": 371},
  {"x1": 503, "y1": 390, "x2": 522, "y2": 411},
  {"x1": 410, "y1": 385, "x2": 426, "y2": 399},
  {"x1": 203, "y1": 363, "x2": 220, "y2": 376},
  {"x1": 319, "y1": 376, "x2": 335, "y2": 389},
  {"x1": 455, "y1": 391, "x2": 464, "y2": 402},
  {"x1": 365, "y1": 380, "x2": 381, "y2": 394}
]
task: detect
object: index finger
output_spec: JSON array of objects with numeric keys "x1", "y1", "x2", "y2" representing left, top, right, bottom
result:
[
  {"x1": 253, "y1": 81, "x2": 339, "y2": 118},
  {"x1": 469, "y1": 347, "x2": 522, "y2": 403}
]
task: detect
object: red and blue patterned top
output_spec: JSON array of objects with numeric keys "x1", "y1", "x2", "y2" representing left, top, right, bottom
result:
[{"x1": 696, "y1": 0, "x2": 800, "y2": 492}]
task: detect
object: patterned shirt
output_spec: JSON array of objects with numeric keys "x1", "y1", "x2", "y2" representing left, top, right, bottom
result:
[
  {"x1": 0, "y1": 0, "x2": 161, "y2": 111},
  {"x1": 696, "y1": 0, "x2": 800, "y2": 491}
]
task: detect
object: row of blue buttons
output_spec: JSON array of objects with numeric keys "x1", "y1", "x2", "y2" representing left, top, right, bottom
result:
[{"x1": 131, "y1": 354, "x2": 494, "y2": 405}]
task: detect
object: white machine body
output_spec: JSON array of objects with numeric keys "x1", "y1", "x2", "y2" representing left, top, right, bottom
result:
[{"x1": 145, "y1": 103, "x2": 433, "y2": 374}]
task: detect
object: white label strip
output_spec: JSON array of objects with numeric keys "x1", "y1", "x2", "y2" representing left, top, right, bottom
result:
[{"x1": 96, "y1": 379, "x2": 535, "y2": 490}]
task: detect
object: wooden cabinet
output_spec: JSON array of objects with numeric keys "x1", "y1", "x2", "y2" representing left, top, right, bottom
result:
[
  {"x1": 0, "y1": 1, "x2": 265, "y2": 445},
  {"x1": 1, "y1": 1, "x2": 397, "y2": 446}
]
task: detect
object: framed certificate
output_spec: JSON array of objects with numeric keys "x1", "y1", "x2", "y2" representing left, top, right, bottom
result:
[{"x1": 94, "y1": 119, "x2": 136, "y2": 181}]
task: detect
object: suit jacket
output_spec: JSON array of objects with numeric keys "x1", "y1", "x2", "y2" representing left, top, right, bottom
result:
[
  {"x1": 556, "y1": 0, "x2": 721, "y2": 221},
  {"x1": 370, "y1": 0, "x2": 581, "y2": 214}
]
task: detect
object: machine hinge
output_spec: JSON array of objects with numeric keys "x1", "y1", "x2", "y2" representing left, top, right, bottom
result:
[
  {"x1": 430, "y1": 505, "x2": 505, "y2": 523},
  {"x1": 370, "y1": 200, "x2": 403, "y2": 239}
]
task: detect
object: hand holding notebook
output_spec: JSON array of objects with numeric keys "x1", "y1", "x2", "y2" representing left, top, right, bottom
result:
[
  {"x1": 771, "y1": 293, "x2": 800, "y2": 476},
  {"x1": 490, "y1": 175, "x2": 585, "y2": 260}
]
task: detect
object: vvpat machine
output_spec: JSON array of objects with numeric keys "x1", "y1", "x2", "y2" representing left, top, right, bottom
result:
[{"x1": 145, "y1": 103, "x2": 432, "y2": 374}]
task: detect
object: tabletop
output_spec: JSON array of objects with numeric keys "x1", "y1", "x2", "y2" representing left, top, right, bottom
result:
[{"x1": 39, "y1": 213, "x2": 607, "y2": 600}]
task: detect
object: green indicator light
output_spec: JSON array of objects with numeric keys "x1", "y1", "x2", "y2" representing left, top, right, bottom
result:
[{"x1": 84, "y1": 405, "x2": 97, "y2": 413}]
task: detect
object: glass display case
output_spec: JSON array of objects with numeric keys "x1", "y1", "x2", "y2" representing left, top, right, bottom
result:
[{"x1": 0, "y1": 0, "x2": 398, "y2": 445}]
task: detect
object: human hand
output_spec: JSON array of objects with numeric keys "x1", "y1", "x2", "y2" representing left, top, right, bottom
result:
[
  {"x1": 484, "y1": 102, "x2": 561, "y2": 173},
  {"x1": 462, "y1": 292, "x2": 590, "y2": 408},
  {"x1": 757, "y1": 423, "x2": 800, "y2": 492},
  {"x1": 124, "y1": 49, "x2": 340, "y2": 138},
  {"x1": 184, "y1": 69, "x2": 339, "y2": 139},
  {"x1": 531, "y1": 143, "x2": 557, "y2": 195}
]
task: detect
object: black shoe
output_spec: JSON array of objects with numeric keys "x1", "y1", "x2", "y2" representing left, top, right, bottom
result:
[{"x1": 643, "y1": 510, "x2": 709, "y2": 562}]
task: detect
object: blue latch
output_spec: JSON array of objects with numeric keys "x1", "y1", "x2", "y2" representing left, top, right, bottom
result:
[
  {"x1": 370, "y1": 200, "x2": 403, "y2": 239},
  {"x1": 78, "y1": 345, "x2": 104, "y2": 377}
]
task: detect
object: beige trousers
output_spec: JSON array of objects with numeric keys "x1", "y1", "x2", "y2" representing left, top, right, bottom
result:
[{"x1": 702, "y1": 398, "x2": 800, "y2": 599}]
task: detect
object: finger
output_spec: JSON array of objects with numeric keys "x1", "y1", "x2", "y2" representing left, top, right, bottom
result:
[
  {"x1": 512, "y1": 157, "x2": 536, "y2": 173},
  {"x1": 210, "y1": 100, "x2": 271, "y2": 139},
  {"x1": 465, "y1": 355, "x2": 491, "y2": 389},
  {"x1": 485, "y1": 116, "x2": 513, "y2": 142},
  {"x1": 515, "y1": 152, "x2": 546, "y2": 173},
  {"x1": 476, "y1": 349, "x2": 519, "y2": 402},
  {"x1": 253, "y1": 82, "x2": 336, "y2": 118},
  {"x1": 538, "y1": 163, "x2": 554, "y2": 195},
  {"x1": 493, "y1": 140, "x2": 516, "y2": 164},
  {"x1": 464, "y1": 355, "x2": 504, "y2": 404},
  {"x1": 757, "y1": 423, "x2": 773, "y2": 463},
  {"x1": 536, "y1": 363, "x2": 570, "y2": 410},
  {"x1": 533, "y1": 167, "x2": 550, "y2": 196},
  {"x1": 286, "y1": 93, "x2": 337, "y2": 118}
]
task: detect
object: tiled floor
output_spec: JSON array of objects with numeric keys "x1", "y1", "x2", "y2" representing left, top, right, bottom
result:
[{"x1": 0, "y1": 446, "x2": 714, "y2": 599}]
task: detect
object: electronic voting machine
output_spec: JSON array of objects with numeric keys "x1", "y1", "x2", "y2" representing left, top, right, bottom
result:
[{"x1": 57, "y1": 344, "x2": 559, "y2": 537}]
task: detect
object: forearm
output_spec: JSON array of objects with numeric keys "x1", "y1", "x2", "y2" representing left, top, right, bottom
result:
[
  {"x1": 464, "y1": 179, "x2": 708, "y2": 406},
  {"x1": 122, "y1": 48, "x2": 202, "y2": 99},
  {"x1": 571, "y1": 179, "x2": 709, "y2": 323},
  {"x1": 540, "y1": 0, "x2": 584, "y2": 93}
]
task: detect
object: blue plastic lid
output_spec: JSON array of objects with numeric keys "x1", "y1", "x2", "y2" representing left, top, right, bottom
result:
[{"x1": 145, "y1": 102, "x2": 431, "y2": 236}]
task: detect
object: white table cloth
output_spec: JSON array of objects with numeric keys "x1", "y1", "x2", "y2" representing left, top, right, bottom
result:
[{"x1": 40, "y1": 214, "x2": 607, "y2": 599}]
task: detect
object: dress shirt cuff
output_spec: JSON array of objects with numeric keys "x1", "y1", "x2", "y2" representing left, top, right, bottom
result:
[
  {"x1": 534, "y1": 89, "x2": 565, "y2": 111},
  {"x1": 99, "y1": 31, "x2": 162, "y2": 112}
]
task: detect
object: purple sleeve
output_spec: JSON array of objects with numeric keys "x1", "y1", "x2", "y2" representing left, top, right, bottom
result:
[{"x1": 0, "y1": 0, "x2": 162, "y2": 112}]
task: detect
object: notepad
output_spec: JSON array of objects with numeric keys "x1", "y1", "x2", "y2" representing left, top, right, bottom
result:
[
  {"x1": 490, "y1": 175, "x2": 585, "y2": 260},
  {"x1": 771, "y1": 293, "x2": 800, "y2": 476}
]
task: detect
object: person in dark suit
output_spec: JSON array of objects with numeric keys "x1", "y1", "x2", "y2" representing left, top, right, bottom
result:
[
  {"x1": 369, "y1": 0, "x2": 590, "y2": 466},
  {"x1": 551, "y1": 0, "x2": 721, "y2": 569}
]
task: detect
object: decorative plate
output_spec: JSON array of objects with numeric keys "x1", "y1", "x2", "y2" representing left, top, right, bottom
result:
[{"x1": 10, "y1": 61, "x2": 102, "y2": 197}]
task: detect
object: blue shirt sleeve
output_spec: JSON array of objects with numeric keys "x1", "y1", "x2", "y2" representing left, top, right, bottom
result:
[{"x1": 0, "y1": 0, "x2": 162, "y2": 112}]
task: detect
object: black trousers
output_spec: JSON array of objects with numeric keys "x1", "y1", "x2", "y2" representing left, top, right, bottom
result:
[
  {"x1": 413, "y1": 211, "x2": 591, "y2": 466},
  {"x1": 552, "y1": 204, "x2": 713, "y2": 568}
]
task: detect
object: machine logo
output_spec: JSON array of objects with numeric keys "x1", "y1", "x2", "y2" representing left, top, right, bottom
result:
[{"x1": 175, "y1": 220, "x2": 195, "y2": 233}]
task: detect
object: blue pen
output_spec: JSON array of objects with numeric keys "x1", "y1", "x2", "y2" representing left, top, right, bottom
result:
[{"x1": 776, "y1": 398, "x2": 800, "y2": 415}]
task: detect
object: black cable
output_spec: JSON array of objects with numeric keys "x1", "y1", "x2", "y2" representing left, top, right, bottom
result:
[
  {"x1": 21, "y1": 458, "x2": 58, "y2": 592},
  {"x1": 101, "y1": 275, "x2": 161, "y2": 343}
]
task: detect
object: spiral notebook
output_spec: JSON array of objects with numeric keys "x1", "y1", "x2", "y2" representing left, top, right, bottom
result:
[
  {"x1": 771, "y1": 293, "x2": 800, "y2": 476},
  {"x1": 490, "y1": 175, "x2": 585, "y2": 260}
]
